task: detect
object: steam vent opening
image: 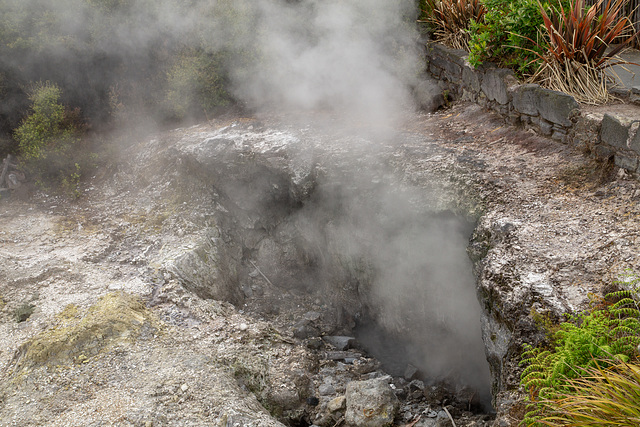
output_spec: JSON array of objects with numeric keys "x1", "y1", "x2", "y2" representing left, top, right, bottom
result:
[
  {"x1": 351, "y1": 210, "x2": 494, "y2": 414},
  {"x1": 190, "y1": 130, "x2": 497, "y2": 425}
]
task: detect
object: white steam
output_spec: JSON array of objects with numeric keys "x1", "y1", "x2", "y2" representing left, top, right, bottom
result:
[{"x1": 222, "y1": 0, "x2": 421, "y2": 125}]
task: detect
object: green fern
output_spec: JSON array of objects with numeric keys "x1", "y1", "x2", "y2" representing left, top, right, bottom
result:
[{"x1": 520, "y1": 274, "x2": 640, "y2": 425}]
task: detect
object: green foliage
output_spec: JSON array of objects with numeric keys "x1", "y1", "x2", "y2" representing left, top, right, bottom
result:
[
  {"x1": 468, "y1": 0, "x2": 564, "y2": 75},
  {"x1": 13, "y1": 81, "x2": 91, "y2": 196},
  {"x1": 163, "y1": 49, "x2": 231, "y2": 121},
  {"x1": 60, "y1": 162, "x2": 82, "y2": 199},
  {"x1": 14, "y1": 81, "x2": 75, "y2": 159},
  {"x1": 520, "y1": 273, "x2": 640, "y2": 425}
]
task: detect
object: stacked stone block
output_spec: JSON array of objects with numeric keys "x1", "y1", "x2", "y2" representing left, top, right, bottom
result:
[{"x1": 424, "y1": 42, "x2": 640, "y2": 175}]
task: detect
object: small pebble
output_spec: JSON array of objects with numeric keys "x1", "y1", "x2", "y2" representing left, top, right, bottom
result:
[{"x1": 239, "y1": 323, "x2": 248, "y2": 331}]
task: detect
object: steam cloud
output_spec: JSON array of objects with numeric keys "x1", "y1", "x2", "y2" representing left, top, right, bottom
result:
[
  {"x1": 4, "y1": 0, "x2": 491, "y2": 408},
  {"x1": 225, "y1": 0, "x2": 420, "y2": 125},
  {"x1": 0, "y1": 0, "x2": 419, "y2": 129},
  {"x1": 295, "y1": 169, "x2": 492, "y2": 406}
]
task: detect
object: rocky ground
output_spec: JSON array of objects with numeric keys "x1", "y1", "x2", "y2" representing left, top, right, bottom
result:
[{"x1": 1, "y1": 102, "x2": 640, "y2": 427}]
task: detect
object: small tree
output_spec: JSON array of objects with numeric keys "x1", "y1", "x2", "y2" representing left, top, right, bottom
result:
[
  {"x1": 14, "y1": 81, "x2": 75, "y2": 160},
  {"x1": 13, "y1": 81, "x2": 85, "y2": 196}
]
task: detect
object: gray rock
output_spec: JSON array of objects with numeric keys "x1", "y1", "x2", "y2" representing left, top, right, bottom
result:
[
  {"x1": 481, "y1": 68, "x2": 514, "y2": 105},
  {"x1": 6, "y1": 173, "x2": 20, "y2": 189},
  {"x1": 307, "y1": 337, "x2": 324, "y2": 350},
  {"x1": 429, "y1": 44, "x2": 465, "y2": 79},
  {"x1": 628, "y1": 122, "x2": 640, "y2": 155},
  {"x1": 170, "y1": 229, "x2": 242, "y2": 303},
  {"x1": 404, "y1": 363, "x2": 419, "y2": 381},
  {"x1": 415, "y1": 418, "x2": 438, "y2": 427},
  {"x1": 538, "y1": 119, "x2": 553, "y2": 136},
  {"x1": 319, "y1": 383, "x2": 336, "y2": 396},
  {"x1": 327, "y1": 396, "x2": 346, "y2": 412},
  {"x1": 595, "y1": 144, "x2": 615, "y2": 160},
  {"x1": 324, "y1": 351, "x2": 362, "y2": 361},
  {"x1": 293, "y1": 320, "x2": 321, "y2": 339},
  {"x1": 345, "y1": 378, "x2": 398, "y2": 427},
  {"x1": 512, "y1": 84, "x2": 578, "y2": 127},
  {"x1": 323, "y1": 336, "x2": 355, "y2": 351},
  {"x1": 511, "y1": 84, "x2": 540, "y2": 116},
  {"x1": 304, "y1": 311, "x2": 322, "y2": 322},
  {"x1": 409, "y1": 380, "x2": 425, "y2": 392},
  {"x1": 601, "y1": 113, "x2": 633, "y2": 149},
  {"x1": 462, "y1": 63, "x2": 481, "y2": 93},
  {"x1": 536, "y1": 87, "x2": 579, "y2": 127},
  {"x1": 615, "y1": 153, "x2": 639, "y2": 171},
  {"x1": 414, "y1": 77, "x2": 445, "y2": 112}
]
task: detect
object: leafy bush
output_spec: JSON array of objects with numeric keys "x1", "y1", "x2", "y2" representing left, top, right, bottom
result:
[
  {"x1": 163, "y1": 49, "x2": 231, "y2": 121},
  {"x1": 468, "y1": 0, "x2": 565, "y2": 75},
  {"x1": 421, "y1": 0, "x2": 487, "y2": 50},
  {"x1": 530, "y1": 0, "x2": 636, "y2": 104},
  {"x1": 520, "y1": 273, "x2": 640, "y2": 425},
  {"x1": 13, "y1": 81, "x2": 89, "y2": 196},
  {"x1": 14, "y1": 81, "x2": 75, "y2": 159}
]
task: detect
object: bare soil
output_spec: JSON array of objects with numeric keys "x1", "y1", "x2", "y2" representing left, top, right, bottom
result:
[{"x1": 1, "y1": 102, "x2": 640, "y2": 426}]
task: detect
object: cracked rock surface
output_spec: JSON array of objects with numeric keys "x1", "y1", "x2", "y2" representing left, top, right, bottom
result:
[{"x1": 1, "y1": 103, "x2": 639, "y2": 426}]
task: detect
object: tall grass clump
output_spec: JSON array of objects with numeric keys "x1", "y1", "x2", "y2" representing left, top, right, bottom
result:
[
  {"x1": 531, "y1": 0, "x2": 637, "y2": 104},
  {"x1": 520, "y1": 272, "x2": 640, "y2": 425},
  {"x1": 420, "y1": 0, "x2": 487, "y2": 50},
  {"x1": 536, "y1": 362, "x2": 640, "y2": 426}
]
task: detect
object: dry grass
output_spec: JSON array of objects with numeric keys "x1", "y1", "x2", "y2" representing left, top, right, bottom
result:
[
  {"x1": 536, "y1": 362, "x2": 640, "y2": 426},
  {"x1": 421, "y1": 0, "x2": 487, "y2": 51}
]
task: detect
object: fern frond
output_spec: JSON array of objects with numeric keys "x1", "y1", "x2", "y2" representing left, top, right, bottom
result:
[
  {"x1": 611, "y1": 325, "x2": 637, "y2": 337},
  {"x1": 606, "y1": 290, "x2": 636, "y2": 301},
  {"x1": 611, "y1": 307, "x2": 640, "y2": 318},
  {"x1": 610, "y1": 297, "x2": 638, "y2": 309}
]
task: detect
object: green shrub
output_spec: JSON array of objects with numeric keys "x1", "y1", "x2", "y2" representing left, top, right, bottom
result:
[
  {"x1": 13, "y1": 81, "x2": 90, "y2": 196},
  {"x1": 520, "y1": 273, "x2": 640, "y2": 425},
  {"x1": 14, "y1": 81, "x2": 75, "y2": 159},
  {"x1": 468, "y1": 0, "x2": 564, "y2": 75},
  {"x1": 163, "y1": 49, "x2": 231, "y2": 121}
]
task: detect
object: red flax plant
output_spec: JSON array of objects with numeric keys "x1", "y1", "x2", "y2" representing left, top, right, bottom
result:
[
  {"x1": 421, "y1": 0, "x2": 487, "y2": 51},
  {"x1": 530, "y1": 0, "x2": 636, "y2": 104}
]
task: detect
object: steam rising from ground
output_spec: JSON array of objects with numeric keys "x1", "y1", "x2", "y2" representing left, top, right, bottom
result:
[
  {"x1": 0, "y1": 0, "x2": 419, "y2": 129},
  {"x1": 5, "y1": 0, "x2": 491, "y2": 408},
  {"x1": 294, "y1": 168, "x2": 492, "y2": 406},
  {"x1": 226, "y1": 0, "x2": 420, "y2": 125}
]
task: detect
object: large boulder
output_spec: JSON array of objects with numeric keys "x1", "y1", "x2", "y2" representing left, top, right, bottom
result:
[{"x1": 344, "y1": 378, "x2": 398, "y2": 427}]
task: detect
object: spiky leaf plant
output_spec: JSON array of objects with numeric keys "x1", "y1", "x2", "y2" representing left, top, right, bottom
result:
[
  {"x1": 536, "y1": 362, "x2": 640, "y2": 426},
  {"x1": 531, "y1": 0, "x2": 636, "y2": 104},
  {"x1": 420, "y1": 0, "x2": 487, "y2": 50}
]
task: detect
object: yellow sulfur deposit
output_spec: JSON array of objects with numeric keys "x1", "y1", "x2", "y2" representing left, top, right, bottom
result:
[{"x1": 11, "y1": 292, "x2": 161, "y2": 373}]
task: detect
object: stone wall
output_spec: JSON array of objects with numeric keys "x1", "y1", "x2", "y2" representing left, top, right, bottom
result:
[{"x1": 424, "y1": 42, "x2": 640, "y2": 174}]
